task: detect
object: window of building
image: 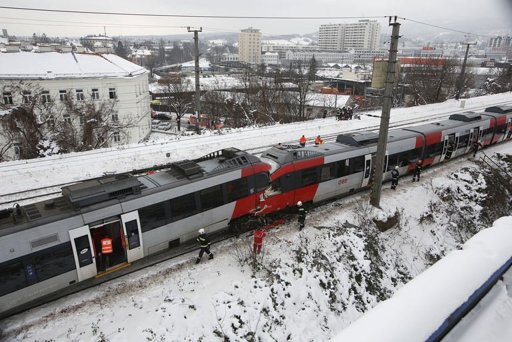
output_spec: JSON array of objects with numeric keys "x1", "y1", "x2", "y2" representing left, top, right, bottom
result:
[
  {"x1": 22, "y1": 91, "x2": 33, "y2": 104},
  {"x1": 112, "y1": 114, "x2": 119, "y2": 122},
  {"x1": 59, "y1": 90, "x2": 68, "y2": 101},
  {"x1": 79, "y1": 115, "x2": 85, "y2": 125},
  {"x1": 76, "y1": 89, "x2": 85, "y2": 101},
  {"x1": 91, "y1": 88, "x2": 99, "y2": 100},
  {"x1": 3, "y1": 92, "x2": 13, "y2": 105},
  {"x1": 113, "y1": 131, "x2": 120, "y2": 142},
  {"x1": 41, "y1": 91, "x2": 51, "y2": 104},
  {"x1": 63, "y1": 114, "x2": 71, "y2": 124},
  {"x1": 109, "y1": 88, "x2": 117, "y2": 99}
]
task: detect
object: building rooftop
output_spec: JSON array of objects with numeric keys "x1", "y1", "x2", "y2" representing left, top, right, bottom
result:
[{"x1": 0, "y1": 52, "x2": 147, "y2": 79}]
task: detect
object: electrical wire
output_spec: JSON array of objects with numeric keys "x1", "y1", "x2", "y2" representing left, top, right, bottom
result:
[{"x1": 0, "y1": 6, "x2": 387, "y2": 20}]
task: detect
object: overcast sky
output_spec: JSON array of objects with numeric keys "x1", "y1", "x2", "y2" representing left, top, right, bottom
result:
[{"x1": 0, "y1": 0, "x2": 511, "y2": 39}]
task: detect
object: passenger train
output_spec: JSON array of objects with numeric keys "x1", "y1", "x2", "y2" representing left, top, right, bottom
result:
[{"x1": 1, "y1": 105, "x2": 511, "y2": 318}]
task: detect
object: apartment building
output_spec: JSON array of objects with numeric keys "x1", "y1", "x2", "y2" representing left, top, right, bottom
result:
[
  {"x1": 0, "y1": 52, "x2": 151, "y2": 159},
  {"x1": 238, "y1": 27, "x2": 262, "y2": 64},
  {"x1": 319, "y1": 20, "x2": 381, "y2": 51}
]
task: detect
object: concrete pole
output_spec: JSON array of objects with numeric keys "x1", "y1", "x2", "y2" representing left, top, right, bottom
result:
[
  {"x1": 370, "y1": 17, "x2": 401, "y2": 208},
  {"x1": 188, "y1": 27, "x2": 202, "y2": 133},
  {"x1": 455, "y1": 42, "x2": 476, "y2": 100}
]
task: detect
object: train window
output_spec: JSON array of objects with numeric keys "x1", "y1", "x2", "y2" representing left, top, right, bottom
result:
[
  {"x1": 253, "y1": 172, "x2": 269, "y2": 192},
  {"x1": 200, "y1": 185, "x2": 224, "y2": 211},
  {"x1": 281, "y1": 172, "x2": 298, "y2": 192},
  {"x1": 170, "y1": 193, "x2": 197, "y2": 220},
  {"x1": 0, "y1": 260, "x2": 26, "y2": 296},
  {"x1": 320, "y1": 163, "x2": 335, "y2": 182},
  {"x1": 34, "y1": 243, "x2": 75, "y2": 282},
  {"x1": 125, "y1": 220, "x2": 141, "y2": 249},
  {"x1": 227, "y1": 177, "x2": 250, "y2": 202},
  {"x1": 265, "y1": 178, "x2": 282, "y2": 197},
  {"x1": 497, "y1": 124, "x2": 507, "y2": 134},
  {"x1": 387, "y1": 153, "x2": 399, "y2": 171},
  {"x1": 139, "y1": 202, "x2": 167, "y2": 232},
  {"x1": 458, "y1": 134, "x2": 469, "y2": 149},
  {"x1": 300, "y1": 167, "x2": 319, "y2": 187},
  {"x1": 426, "y1": 142, "x2": 443, "y2": 157},
  {"x1": 350, "y1": 156, "x2": 365, "y2": 174},
  {"x1": 336, "y1": 160, "x2": 350, "y2": 177},
  {"x1": 74, "y1": 235, "x2": 93, "y2": 268}
]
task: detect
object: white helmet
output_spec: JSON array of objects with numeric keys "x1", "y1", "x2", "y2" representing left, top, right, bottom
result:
[
  {"x1": 297, "y1": 201, "x2": 302, "y2": 207},
  {"x1": 395, "y1": 165, "x2": 399, "y2": 170},
  {"x1": 198, "y1": 228, "x2": 205, "y2": 235}
]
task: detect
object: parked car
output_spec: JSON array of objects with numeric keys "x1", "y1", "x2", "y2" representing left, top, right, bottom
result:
[
  {"x1": 157, "y1": 122, "x2": 172, "y2": 131},
  {"x1": 151, "y1": 120, "x2": 161, "y2": 129}
]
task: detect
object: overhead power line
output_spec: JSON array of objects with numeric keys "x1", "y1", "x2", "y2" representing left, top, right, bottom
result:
[
  {"x1": 399, "y1": 17, "x2": 490, "y2": 38},
  {"x1": 0, "y1": 6, "x2": 386, "y2": 20}
]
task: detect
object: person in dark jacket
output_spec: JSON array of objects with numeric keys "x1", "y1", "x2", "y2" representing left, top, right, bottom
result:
[
  {"x1": 445, "y1": 141, "x2": 455, "y2": 160},
  {"x1": 196, "y1": 228, "x2": 214, "y2": 264},
  {"x1": 297, "y1": 201, "x2": 307, "y2": 231},
  {"x1": 412, "y1": 160, "x2": 423, "y2": 182},
  {"x1": 471, "y1": 140, "x2": 482, "y2": 158},
  {"x1": 391, "y1": 165, "x2": 399, "y2": 190}
]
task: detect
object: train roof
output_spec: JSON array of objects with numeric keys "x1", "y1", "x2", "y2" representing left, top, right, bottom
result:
[
  {"x1": 403, "y1": 112, "x2": 485, "y2": 134},
  {"x1": 0, "y1": 148, "x2": 260, "y2": 236},
  {"x1": 485, "y1": 105, "x2": 512, "y2": 114},
  {"x1": 260, "y1": 129, "x2": 418, "y2": 167}
]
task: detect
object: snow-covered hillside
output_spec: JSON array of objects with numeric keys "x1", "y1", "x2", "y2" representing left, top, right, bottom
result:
[{"x1": 1, "y1": 140, "x2": 511, "y2": 341}]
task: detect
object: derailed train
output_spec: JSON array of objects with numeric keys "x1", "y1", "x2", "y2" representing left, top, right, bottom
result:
[{"x1": 1, "y1": 106, "x2": 511, "y2": 318}]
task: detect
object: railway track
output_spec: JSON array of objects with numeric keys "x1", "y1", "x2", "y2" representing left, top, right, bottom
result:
[{"x1": 0, "y1": 97, "x2": 510, "y2": 207}]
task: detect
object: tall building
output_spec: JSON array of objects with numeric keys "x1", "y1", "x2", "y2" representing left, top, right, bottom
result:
[
  {"x1": 238, "y1": 27, "x2": 262, "y2": 64},
  {"x1": 319, "y1": 20, "x2": 380, "y2": 51}
]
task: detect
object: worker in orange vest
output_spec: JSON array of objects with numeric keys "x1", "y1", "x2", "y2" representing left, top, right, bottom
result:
[
  {"x1": 299, "y1": 135, "x2": 306, "y2": 147},
  {"x1": 314, "y1": 135, "x2": 323, "y2": 145},
  {"x1": 101, "y1": 235, "x2": 113, "y2": 270}
]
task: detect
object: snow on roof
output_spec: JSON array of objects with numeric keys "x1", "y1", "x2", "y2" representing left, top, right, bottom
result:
[
  {"x1": 307, "y1": 93, "x2": 351, "y2": 107},
  {"x1": 0, "y1": 52, "x2": 147, "y2": 79},
  {"x1": 181, "y1": 58, "x2": 211, "y2": 69}
]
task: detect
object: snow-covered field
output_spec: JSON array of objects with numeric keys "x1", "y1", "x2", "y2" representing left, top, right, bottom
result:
[{"x1": 0, "y1": 94, "x2": 511, "y2": 341}]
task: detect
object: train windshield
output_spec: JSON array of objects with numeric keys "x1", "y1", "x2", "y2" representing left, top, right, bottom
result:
[{"x1": 259, "y1": 156, "x2": 280, "y2": 174}]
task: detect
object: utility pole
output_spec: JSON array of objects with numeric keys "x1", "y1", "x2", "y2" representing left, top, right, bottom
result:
[
  {"x1": 188, "y1": 26, "x2": 202, "y2": 134},
  {"x1": 455, "y1": 41, "x2": 477, "y2": 100},
  {"x1": 370, "y1": 17, "x2": 400, "y2": 208}
]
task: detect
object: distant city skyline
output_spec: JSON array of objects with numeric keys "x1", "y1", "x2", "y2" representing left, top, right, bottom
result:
[{"x1": 0, "y1": 0, "x2": 511, "y2": 40}]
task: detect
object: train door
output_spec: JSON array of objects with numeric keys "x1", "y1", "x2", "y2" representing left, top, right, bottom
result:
[
  {"x1": 466, "y1": 128, "x2": 475, "y2": 153},
  {"x1": 440, "y1": 134, "x2": 455, "y2": 162},
  {"x1": 121, "y1": 211, "x2": 144, "y2": 263},
  {"x1": 361, "y1": 154, "x2": 372, "y2": 187},
  {"x1": 69, "y1": 225, "x2": 97, "y2": 282}
]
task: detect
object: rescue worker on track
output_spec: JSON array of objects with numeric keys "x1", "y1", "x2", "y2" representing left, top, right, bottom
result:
[
  {"x1": 297, "y1": 201, "x2": 307, "y2": 231},
  {"x1": 299, "y1": 135, "x2": 307, "y2": 147},
  {"x1": 412, "y1": 160, "x2": 423, "y2": 182},
  {"x1": 314, "y1": 135, "x2": 324, "y2": 145},
  {"x1": 471, "y1": 140, "x2": 482, "y2": 158},
  {"x1": 196, "y1": 228, "x2": 214, "y2": 264},
  {"x1": 391, "y1": 165, "x2": 399, "y2": 190}
]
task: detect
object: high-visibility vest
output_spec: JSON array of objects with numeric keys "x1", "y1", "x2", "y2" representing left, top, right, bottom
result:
[
  {"x1": 101, "y1": 237, "x2": 113, "y2": 254},
  {"x1": 299, "y1": 136, "x2": 306, "y2": 145}
]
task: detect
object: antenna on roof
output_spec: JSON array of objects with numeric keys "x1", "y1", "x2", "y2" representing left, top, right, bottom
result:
[{"x1": 104, "y1": 26, "x2": 107, "y2": 37}]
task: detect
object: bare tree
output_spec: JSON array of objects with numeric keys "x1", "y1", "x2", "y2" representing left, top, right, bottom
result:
[
  {"x1": 50, "y1": 92, "x2": 129, "y2": 152},
  {"x1": 401, "y1": 58, "x2": 471, "y2": 104},
  {"x1": 159, "y1": 76, "x2": 193, "y2": 131},
  {"x1": 287, "y1": 59, "x2": 317, "y2": 121},
  {"x1": 0, "y1": 81, "x2": 54, "y2": 159},
  {"x1": 0, "y1": 82, "x2": 132, "y2": 160}
]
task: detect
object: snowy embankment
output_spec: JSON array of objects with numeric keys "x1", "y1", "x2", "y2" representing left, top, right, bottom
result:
[
  {"x1": 1, "y1": 142, "x2": 511, "y2": 341},
  {"x1": 333, "y1": 216, "x2": 512, "y2": 342},
  {"x1": 0, "y1": 92, "x2": 511, "y2": 201}
]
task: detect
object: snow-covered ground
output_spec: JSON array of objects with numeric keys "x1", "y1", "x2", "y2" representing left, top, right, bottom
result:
[{"x1": 0, "y1": 94, "x2": 511, "y2": 341}]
